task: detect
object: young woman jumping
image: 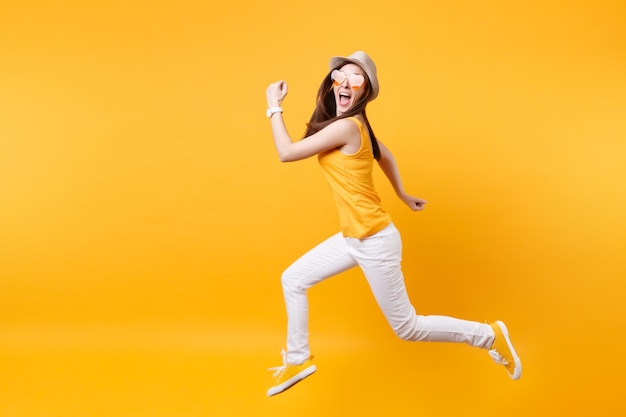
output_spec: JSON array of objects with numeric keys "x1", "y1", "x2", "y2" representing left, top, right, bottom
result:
[{"x1": 265, "y1": 51, "x2": 521, "y2": 397}]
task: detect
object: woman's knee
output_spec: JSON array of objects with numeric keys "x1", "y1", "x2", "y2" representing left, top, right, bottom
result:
[
  {"x1": 281, "y1": 269, "x2": 301, "y2": 293},
  {"x1": 394, "y1": 324, "x2": 415, "y2": 341},
  {"x1": 391, "y1": 315, "x2": 423, "y2": 341}
]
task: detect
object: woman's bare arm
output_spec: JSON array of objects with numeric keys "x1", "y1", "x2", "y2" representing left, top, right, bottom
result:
[{"x1": 377, "y1": 140, "x2": 428, "y2": 211}]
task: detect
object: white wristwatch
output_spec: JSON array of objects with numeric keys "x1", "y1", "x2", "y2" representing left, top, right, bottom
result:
[{"x1": 266, "y1": 107, "x2": 283, "y2": 118}]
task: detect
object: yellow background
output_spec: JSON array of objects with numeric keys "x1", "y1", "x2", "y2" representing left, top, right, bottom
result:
[{"x1": 1, "y1": 0, "x2": 625, "y2": 415}]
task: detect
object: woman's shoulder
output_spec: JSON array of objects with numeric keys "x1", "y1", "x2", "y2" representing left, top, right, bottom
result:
[{"x1": 330, "y1": 116, "x2": 363, "y2": 131}]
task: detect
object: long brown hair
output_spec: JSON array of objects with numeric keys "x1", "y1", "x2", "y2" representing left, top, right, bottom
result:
[{"x1": 303, "y1": 60, "x2": 381, "y2": 160}]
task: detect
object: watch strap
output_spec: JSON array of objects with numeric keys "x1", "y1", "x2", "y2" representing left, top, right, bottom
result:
[{"x1": 266, "y1": 107, "x2": 283, "y2": 118}]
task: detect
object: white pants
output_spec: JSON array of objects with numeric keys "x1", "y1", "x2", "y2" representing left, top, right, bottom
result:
[{"x1": 281, "y1": 223, "x2": 495, "y2": 364}]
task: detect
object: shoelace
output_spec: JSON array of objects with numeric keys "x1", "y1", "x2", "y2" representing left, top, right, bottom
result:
[
  {"x1": 489, "y1": 349, "x2": 509, "y2": 365},
  {"x1": 268, "y1": 350, "x2": 288, "y2": 378}
]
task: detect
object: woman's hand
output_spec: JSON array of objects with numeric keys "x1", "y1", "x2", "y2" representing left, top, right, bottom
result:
[
  {"x1": 401, "y1": 194, "x2": 428, "y2": 211},
  {"x1": 266, "y1": 80, "x2": 288, "y2": 108}
]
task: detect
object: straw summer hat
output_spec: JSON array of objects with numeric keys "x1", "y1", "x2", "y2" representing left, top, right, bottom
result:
[{"x1": 329, "y1": 51, "x2": 379, "y2": 101}]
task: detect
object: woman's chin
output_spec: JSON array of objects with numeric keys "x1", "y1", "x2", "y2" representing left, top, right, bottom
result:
[{"x1": 336, "y1": 105, "x2": 351, "y2": 116}]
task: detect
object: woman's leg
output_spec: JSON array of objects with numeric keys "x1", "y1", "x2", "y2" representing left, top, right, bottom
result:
[
  {"x1": 282, "y1": 232, "x2": 358, "y2": 364},
  {"x1": 347, "y1": 223, "x2": 494, "y2": 348}
]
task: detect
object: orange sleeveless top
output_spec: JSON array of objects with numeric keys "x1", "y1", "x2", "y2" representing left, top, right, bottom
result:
[{"x1": 318, "y1": 117, "x2": 391, "y2": 238}]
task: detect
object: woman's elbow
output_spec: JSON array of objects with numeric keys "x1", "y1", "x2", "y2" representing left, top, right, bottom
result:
[
  {"x1": 278, "y1": 153, "x2": 295, "y2": 163},
  {"x1": 278, "y1": 150, "x2": 302, "y2": 162}
]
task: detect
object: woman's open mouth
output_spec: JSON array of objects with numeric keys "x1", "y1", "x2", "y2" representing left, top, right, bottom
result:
[{"x1": 339, "y1": 92, "x2": 351, "y2": 107}]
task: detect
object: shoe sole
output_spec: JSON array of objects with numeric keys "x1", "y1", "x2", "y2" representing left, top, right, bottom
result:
[
  {"x1": 495, "y1": 320, "x2": 522, "y2": 380},
  {"x1": 267, "y1": 364, "x2": 317, "y2": 397}
]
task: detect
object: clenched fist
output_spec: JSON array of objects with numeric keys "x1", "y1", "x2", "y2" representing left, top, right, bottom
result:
[{"x1": 266, "y1": 80, "x2": 288, "y2": 108}]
